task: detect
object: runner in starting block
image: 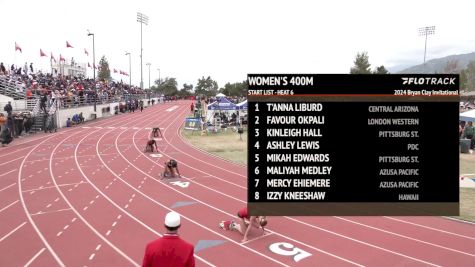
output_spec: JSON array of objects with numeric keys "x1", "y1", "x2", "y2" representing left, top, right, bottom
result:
[
  {"x1": 219, "y1": 206, "x2": 267, "y2": 242},
  {"x1": 152, "y1": 127, "x2": 162, "y2": 138},
  {"x1": 145, "y1": 139, "x2": 158, "y2": 152},
  {"x1": 161, "y1": 159, "x2": 181, "y2": 178}
]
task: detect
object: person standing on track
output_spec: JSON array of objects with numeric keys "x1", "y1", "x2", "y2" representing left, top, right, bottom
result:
[
  {"x1": 220, "y1": 206, "x2": 267, "y2": 242},
  {"x1": 142, "y1": 211, "x2": 195, "y2": 267}
]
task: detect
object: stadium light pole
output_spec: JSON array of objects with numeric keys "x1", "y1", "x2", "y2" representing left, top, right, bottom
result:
[
  {"x1": 146, "y1": 63, "x2": 151, "y2": 89},
  {"x1": 125, "y1": 51, "x2": 131, "y2": 88},
  {"x1": 137, "y1": 12, "x2": 148, "y2": 91},
  {"x1": 87, "y1": 30, "x2": 96, "y2": 112},
  {"x1": 418, "y1": 26, "x2": 435, "y2": 64}
]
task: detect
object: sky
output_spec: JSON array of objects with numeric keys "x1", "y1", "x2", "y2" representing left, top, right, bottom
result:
[{"x1": 1, "y1": 0, "x2": 474, "y2": 89}]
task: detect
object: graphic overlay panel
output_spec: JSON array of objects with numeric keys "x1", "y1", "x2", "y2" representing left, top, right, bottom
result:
[{"x1": 247, "y1": 74, "x2": 459, "y2": 216}]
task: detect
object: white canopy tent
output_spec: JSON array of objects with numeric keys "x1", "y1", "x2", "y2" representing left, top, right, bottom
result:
[{"x1": 460, "y1": 109, "x2": 475, "y2": 122}]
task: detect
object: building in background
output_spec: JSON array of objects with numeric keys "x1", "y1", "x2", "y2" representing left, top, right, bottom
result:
[{"x1": 52, "y1": 59, "x2": 86, "y2": 77}]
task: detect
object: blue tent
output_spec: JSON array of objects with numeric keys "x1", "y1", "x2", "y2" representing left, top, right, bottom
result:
[
  {"x1": 236, "y1": 100, "x2": 248, "y2": 110},
  {"x1": 207, "y1": 97, "x2": 237, "y2": 110}
]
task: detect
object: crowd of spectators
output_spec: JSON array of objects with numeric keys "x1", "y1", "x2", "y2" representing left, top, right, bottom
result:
[{"x1": 1, "y1": 62, "x2": 147, "y2": 107}]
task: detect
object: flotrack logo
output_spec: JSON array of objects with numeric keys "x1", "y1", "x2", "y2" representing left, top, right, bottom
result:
[{"x1": 402, "y1": 77, "x2": 456, "y2": 85}]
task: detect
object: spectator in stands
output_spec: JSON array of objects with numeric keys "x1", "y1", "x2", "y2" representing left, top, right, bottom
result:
[
  {"x1": 30, "y1": 63, "x2": 33, "y2": 73},
  {"x1": 142, "y1": 211, "x2": 195, "y2": 267},
  {"x1": 140, "y1": 100, "x2": 144, "y2": 112},
  {"x1": 162, "y1": 159, "x2": 181, "y2": 178},
  {"x1": 0, "y1": 63, "x2": 6, "y2": 75},
  {"x1": 66, "y1": 118, "x2": 71, "y2": 127},
  {"x1": 39, "y1": 93, "x2": 47, "y2": 113}
]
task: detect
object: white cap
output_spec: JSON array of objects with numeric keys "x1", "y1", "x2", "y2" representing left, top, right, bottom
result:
[{"x1": 164, "y1": 211, "x2": 181, "y2": 227}]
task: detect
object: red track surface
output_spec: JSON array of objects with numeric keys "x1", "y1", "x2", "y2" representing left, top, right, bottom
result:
[{"x1": 1, "y1": 101, "x2": 474, "y2": 267}]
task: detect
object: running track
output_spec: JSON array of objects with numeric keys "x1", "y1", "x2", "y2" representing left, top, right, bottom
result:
[{"x1": 0, "y1": 101, "x2": 474, "y2": 267}]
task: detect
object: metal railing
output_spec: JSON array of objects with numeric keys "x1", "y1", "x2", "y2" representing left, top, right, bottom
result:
[{"x1": 0, "y1": 75, "x2": 26, "y2": 100}]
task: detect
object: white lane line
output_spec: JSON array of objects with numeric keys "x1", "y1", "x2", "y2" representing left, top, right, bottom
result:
[
  {"x1": 54, "y1": 198, "x2": 60, "y2": 202},
  {"x1": 63, "y1": 225, "x2": 70, "y2": 230},
  {"x1": 0, "y1": 183, "x2": 16, "y2": 192},
  {"x1": 56, "y1": 231, "x2": 63, "y2": 237},
  {"x1": 0, "y1": 200, "x2": 19, "y2": 214},
  {"x1": 0, "y1": 169, "x2": 17, "y2": 178},
  {"x1": 46, "y1": 204, "x2": 52, "y2": 208},
  {"x1": 83, "y1": 206, "x2": 88, "y2": 211},
  {"x1": 124, "y1": 204, "x2": 129, "y2": 209},
  {"x1": 96, "y1": 244, "x2": 102, "y2": 251},
  {"x1": 128, "y1": 198, "x2": 133, "y2": 203},
  {"x1": 89, "y1": 253, "x2": 95, "y2": 260},
  {"x1": 150, "y1": 111, "x2": 446, "y2": 265},
  {"x1": 24, "y1": 247, "x2": 46, "y2": 267},
  {"x1": 112, "y1": 221, "x2": 117, "y2": 227},
  {"x1": 0, "y1": 222, "x2": 27, "y2": 242},
  {"x1": 384, "y1": 216, "x2": 475, "y2": 241},
  {"x1": 89, "y1": 200, "x2": 95, "y2": 205},
  {"x1": 0, "y1": 156, "x2": 23, "y2": 166},
  {"x1": 95, "y1": 195, "x2": 99, "y2": 199},
  {"x1": 241, "y1": 232, "x2": 274, "y2": 245},
  {"x1": 71, "y1": 217, "x2": 77, "y2": 223},
  {"x1": 335, "y1": 216, "x2": 475, "y2": 257},
  {"x1": 128, "y1": 116, "x2": 359, "y2": 267},
  {"x1": 106, "y1": 230, "x2": 111, "y2": 236},
  {"x1": 117, "y1": 215, "x2": 122, "y2": 220},
  {"x1": 30, "y1": 208, "x2": 72, "y2": 216},
  {"x1": 69, "y1": 130, "x2": 141, "y2": 266},
  {"x1": 287, "y1": 217, "x2": 442, "y2": 267}
]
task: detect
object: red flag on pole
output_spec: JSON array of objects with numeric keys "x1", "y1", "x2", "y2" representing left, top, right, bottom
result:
[
  {"x1": 15, "y1": 42, "x2": 22, "y2": 53},
  {"x1": 114, "y1": 68, "x2": 117, "y2": 73},
  {"x1": 84, "y1": 48, "x2": 89, "y2": 56},
  {"x1": 60, "y1": 54, "x2": 65, "y2": 62},
  {"x1": 88, "y1": 62, "x2": 91, "y2": 68},
  {"x1": 66, "y1": 41, "x2": 73, "y2": 48},
  {"x1": 40, "y1": 49, "x2": 47, "y2": 57},
  {"x1": 51, "y1": 52, "x2": 56, "y2": 63}
]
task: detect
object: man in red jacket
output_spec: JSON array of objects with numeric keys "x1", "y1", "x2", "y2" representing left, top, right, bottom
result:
[{"x1": 142, "y1": 211, "x2": 195, "y2": 267}]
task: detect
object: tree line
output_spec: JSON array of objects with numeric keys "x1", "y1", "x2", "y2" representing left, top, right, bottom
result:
[
  {"x1": 150, "y1": 76, "x2": 247, "y2": 97},
  {"x1": 96, "y1": 52, "x2": 475, "y2": 96},
  {"x1": 442, "y1": 59, "x2": 475, "y2": 92}
]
